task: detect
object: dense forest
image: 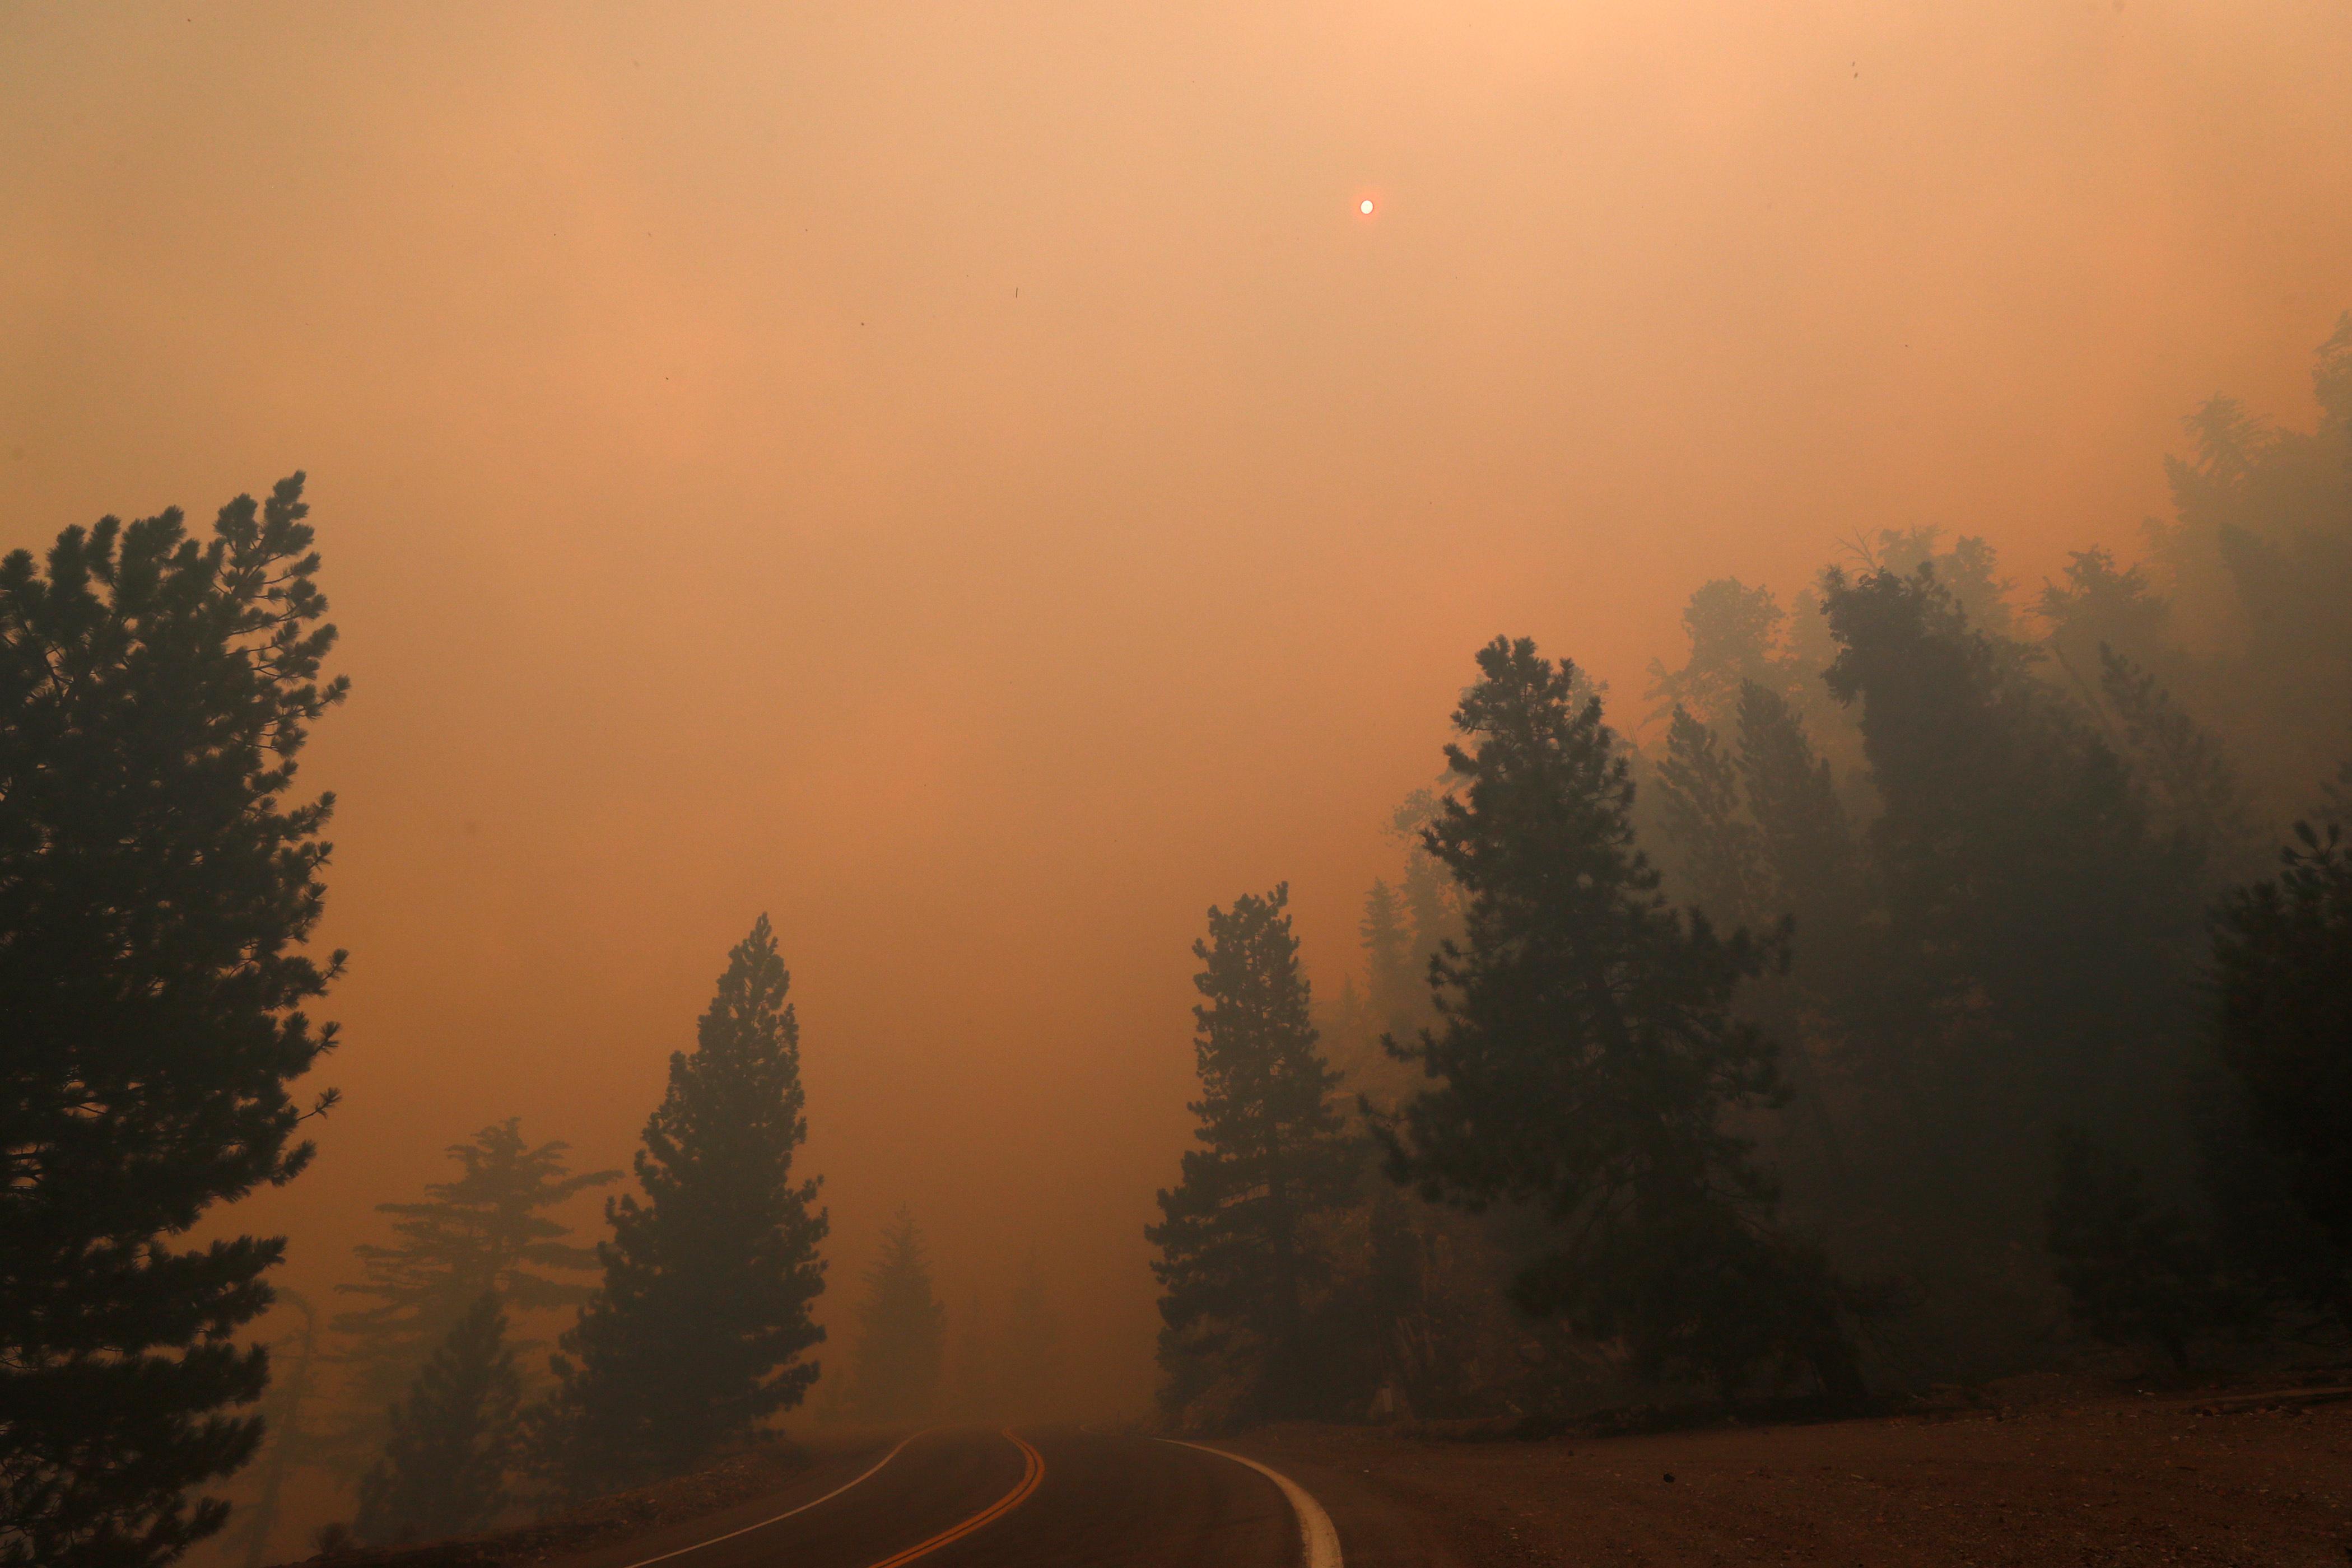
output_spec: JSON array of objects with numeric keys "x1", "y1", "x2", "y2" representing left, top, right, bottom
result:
[
  {"x1": 1146, "y1": 318, "x2": 2352, "y2": 1430},
  {"x1": 4, "y1": 321, "x2": 2349, "y2": 1564}
]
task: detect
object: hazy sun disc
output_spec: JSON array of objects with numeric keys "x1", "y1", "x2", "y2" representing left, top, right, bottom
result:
[{"x1": 1359, "y1": 198, "x2": 1375, "y2": 215}]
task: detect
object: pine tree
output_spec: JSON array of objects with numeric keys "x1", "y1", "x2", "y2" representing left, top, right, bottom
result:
[
  {"x1": 1820, "y1": 564, "x2": 2199, "y2": 1213},
  {"x1": 844, "y1": 1210, "x2": 946, "y2": 1424},
  {"x1": 1147, "y1": 885, "x2": 1361, "y2": 1424},
  {"x1": 232, "y1": 1294, "x2": 321, "y2": 1568},
  {"x1": 1857, "y1": 527, "x2": 2018, "y2": 637},
  {"x1": 1358, "y1": 879, "x2": 1414, "y2": 1033},
  {"x1": 1732, "y1": 681, "x2": 1859, "y2": 940},
  {"x1": 2039, "y1": 548, "x2": 2183, "y2": 707},
  {"x1": 1379, "y1": 637, "x2": 1862, "y2": 1399},
  {"x1": 352, "y1": 1296, "x2": 521, "y2": 1547},
  {"x1": 2098, "y1": 649, "x2": 2265, "y2": 888},
  {"x1": 541, "y1": 916, "x2": 828, "y2": 1496},
  {"x1": 2191, "y1": 1056, "x2": 2349, "y2": 1333},
  {"x1": 1644, "y1": 577, "x2": 1802, "y2": 727},
  {"x1": 2046, "y1": 1130, "x2": 2236, "y2": 1370},
  {"x1": 2210, "y1": 777, "x2": 2352, "y2": 1285},
  {"x1": 1725, "y1": 681, "x2": 1857, "y2": 1181},
  {"x1": 2149, "y1": 318, "x2": 2352, "y2": 794},
  {"x1": 1652, "y1": 706, "x2": 1765, "y2": 928},
  {"x1": 333, "y1": 1120, "x2": 616, "y2": 1453},
  {"x1": 1398, "y1": 847, "x2": 1456, "y2": 992},
  {"x1": 1, "y1": 477, "x2": 347, "y2": 1568}
]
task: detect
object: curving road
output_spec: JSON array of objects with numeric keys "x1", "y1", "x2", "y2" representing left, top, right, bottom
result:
[{"x1": 542, "y1": 1427, "x2": 1362, "y2": 1568}]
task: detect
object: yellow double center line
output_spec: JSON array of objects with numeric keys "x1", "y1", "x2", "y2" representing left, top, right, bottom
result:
[{"x1": 864, "y1": 1427, "x2": 1044, "y2": 1568}]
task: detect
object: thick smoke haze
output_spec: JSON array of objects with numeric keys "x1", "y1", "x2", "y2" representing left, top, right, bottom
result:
[{"x1": 4, "y1": 0, "x2": 2349, "y2": 1424}]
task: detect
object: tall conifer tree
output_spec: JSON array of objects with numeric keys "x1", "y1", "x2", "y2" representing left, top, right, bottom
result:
[
  {"x1": 541, "y1": 917, "x2": 827, "y2": 1496},
  {"x1": 1643, "y1": 577, "x2": 1800, "y2": 727},
  {"x1": 1380, "y1": 637, "x2": 1861, "y2": 1398},
  {"x1": 352, "y1": 1296, "x2": 520, "y2": 1547},
  {"x1": 1, "y1": 478, "x2": 346, "y2": 1568},
  {"x1": 1148, "y1": 885, "x2": 1359, "y2": 1423},
  {"x1": 2045, "y1": 1130, "x2": 2235, "y2": 1369},
  {"x1": 1820, "y1": 564, "x2": 2197, "y2": 1214},
  {"x1": 1359, "y1": 879, "x2": 1414, "y2": 1033},
  {"x1": 1654, "y1": 706, "x2": 1766, "y2": 928},
  {"x1": 333, "y1": 1121, "x2": 615, "y2": 1455},
  {"x1": 1733, "y1": 681, "x2": 1859, "y2": 941},
  {"x1": 231, "y1": 1294, "x2": 320, "y2": 1568},
  {"x1": 843, "y1": 1210, "x2": 946, "y2": 1424},
  {"x1": 2210, "y1": 777, "x2": 2352, "y2": 1306}
]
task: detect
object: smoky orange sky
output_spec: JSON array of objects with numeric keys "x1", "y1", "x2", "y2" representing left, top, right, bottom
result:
[{"x1": 4, "y1": 2, "x2": 2350, "y2": 1411}]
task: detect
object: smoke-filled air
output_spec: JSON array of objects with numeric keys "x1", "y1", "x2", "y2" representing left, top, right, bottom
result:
[{"x1": 6, "y1": 6, "x2": 2352, "y2": 1567}]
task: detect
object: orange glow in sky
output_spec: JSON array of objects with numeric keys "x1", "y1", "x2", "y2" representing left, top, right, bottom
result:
[{"x1": 4, "y1": 0, "x2": 2350, "y2": 1429}]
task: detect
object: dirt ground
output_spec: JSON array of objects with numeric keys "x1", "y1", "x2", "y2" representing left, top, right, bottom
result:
[{"x1": 1238, "y1": 1375, "x2": 2352, "y2": 1567}]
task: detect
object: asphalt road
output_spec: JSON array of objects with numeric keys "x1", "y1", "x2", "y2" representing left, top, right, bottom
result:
[{"x1": 546, "y1": 1427, "x2": 1328, "y2": 1568}]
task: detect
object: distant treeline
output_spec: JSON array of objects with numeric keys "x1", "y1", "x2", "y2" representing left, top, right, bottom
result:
[{"x1": 1145, "y1": 315, "x2": 2352, "y2": 1431}]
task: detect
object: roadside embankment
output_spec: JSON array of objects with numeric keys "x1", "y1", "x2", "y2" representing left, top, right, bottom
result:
[{"x1": 1232, "y1": 1371, "x2": 2352, "y2": 1566}]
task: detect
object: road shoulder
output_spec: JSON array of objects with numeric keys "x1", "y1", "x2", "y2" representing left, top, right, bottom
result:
[{"x1": 1228, "y1": 1379, "x2": 2352, "y2": 1567}]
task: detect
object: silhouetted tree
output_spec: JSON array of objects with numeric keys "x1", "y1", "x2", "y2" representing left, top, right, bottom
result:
[
  {"x1": 1645, "y1": 577, "x2": 1801, "y2": 729},
  {"x1": 2046, "y1": 1129, "x2": 2236, "y2": 1370},
  {"x1": 0, "y1": 477, "x2": 346, "y2": 1568},
  {"x1": 1379, "y1": 637, "x2": 1862, "y2": 1399},
  {"x1": 2148, "y1": 316, "x2": 2352, "y2": 794},
  {"x1": 1652, "y1": 706, "x2": 1764, "y2": 928},
  {"x1": 233, "y1": 1294, "x2": 322, "y2": 1568},
  {"x1": 2190, "y1": 1059, "x2": 2350, "y2": 1333},
  {"x1": 1821, "y1": 564, "x2": 2199, "y2": 1205},
  {"x1": 2210, "y1": 776, "x2": 2352, "y2": 1297},
  {"x1": 1149, "y1": 885, "x2": 1360, "y2": 1424},
  {"x1": 353, "y1": 1296, "x2": 520, "y2": 1546},
  {"x1": 1733, "y1": 682, "x2": 1860, "y2": 945},
  {"x1": 541, "y1": 916, "x2": 828, "y2": 1496},
  {"x1": 1711, "y1": 682, "x2": 1859, "y2": 1188},
  {"x1": 1860, "y1": 526, "x2": 2016, "y2": 637},
  {"x1": 2097, "y1": 650, "x2": 2263, "y2": 887},
  {"x1": 2039, "y1": 548, "x2": 2183, "y2": 709},
  {"x1": 1359, "y1": 879, "x2": 1414, "y2": 1034},
  {"x1": 1389, "y1": 785, "x2": 1471, "y2": 991},
  {"x1": 844, "y1": 1210, "x2": 946, "y2": 1424},
  {"x1": 333, "y1": 1120, "x2": 616, "y2": 1455},
  {"x1": 1338, "y1": 1185, "x2": 1496, "y2": 1420},
  {"x1": 1398, "y1": 852, "x2": 1455, "y2": 993}
]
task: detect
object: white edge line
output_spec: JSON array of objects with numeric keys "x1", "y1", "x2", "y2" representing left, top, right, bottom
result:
[
  {"x1": 612, "y1": 1430, "x2": 924, "y2": 1568},
  {"x1": 1162, "y1": 1439, "x2": 1344, "y2": 1568}
]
